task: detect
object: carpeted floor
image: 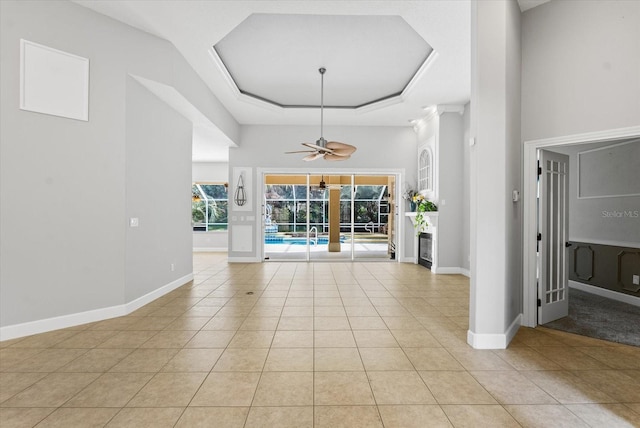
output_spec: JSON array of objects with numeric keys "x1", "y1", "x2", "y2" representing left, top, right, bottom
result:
[{"x1": 544, "y1": 287, "x2": 640, "y2": 347}]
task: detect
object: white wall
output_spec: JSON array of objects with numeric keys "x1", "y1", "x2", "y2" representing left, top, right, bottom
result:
[
  {"x1": 192, "y1": 162, "x2": 230, "y2": 251},
  {"x1": 522, "y1": 0, "x2": 640, "y2": 142},
  {"x1": 0, "y1": 0, "x2": 237, "y2": 335},
  {"x1": 228, "y1": 125, "x2": 416, "y2": 261}
]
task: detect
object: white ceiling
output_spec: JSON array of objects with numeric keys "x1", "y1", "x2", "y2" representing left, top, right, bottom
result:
[
  {"x1": 72, "y1": 1, "x2": 548, "y2": 161},
  {"x1": 214, "y1": 13, "x2": 433, "y2": 108},
  {"x1": 73, "y1": 0, "x2": 471, "y2": 129}
]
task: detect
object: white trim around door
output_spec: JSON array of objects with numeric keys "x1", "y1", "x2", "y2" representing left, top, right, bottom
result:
[
  {"x1": 257, "y1": 167, "x2": 405, "y2": 263},
  {"x1": 522, "y1": 125, "x2": 640, "y2": 328}
]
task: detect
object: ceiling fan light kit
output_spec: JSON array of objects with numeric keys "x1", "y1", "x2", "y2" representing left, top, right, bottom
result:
[{"x1": 286, "y1": 67, "x2": 357, "y2": 162}]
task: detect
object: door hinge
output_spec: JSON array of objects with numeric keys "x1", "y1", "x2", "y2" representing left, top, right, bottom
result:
[
  {"x1": 537, "y1": 298, "x2": 542, "y2": 307},
  {"x1": 537, "y1": 161, "x2": 542, "y2": 176},
  {"x1": 537, "y1": 233, "x2": 542, "y2": 241}
]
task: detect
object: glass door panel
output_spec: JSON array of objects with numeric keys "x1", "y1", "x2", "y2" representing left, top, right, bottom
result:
[{"x1": 264, "y1": 173, "x2": 397, "y2": 262}]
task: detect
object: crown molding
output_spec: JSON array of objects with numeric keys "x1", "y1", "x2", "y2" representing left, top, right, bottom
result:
[
  {"x1": 402, "y1": 51, "x2": 439, "y2": 100},
  {"x1": 436, "y1": 104, "x2": 465, "y2": 115}
]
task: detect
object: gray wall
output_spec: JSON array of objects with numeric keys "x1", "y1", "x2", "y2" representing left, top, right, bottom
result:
[
  {"x1": 551, "y1": 142, "x2": 640, "y2": 246},
  {"x1": 468, "y1": 0, "x2": 522, "y2": 343},
  {"x1": 0, "y1": 0, "x2": 236, "y2": 329},
  {"x1": 505, "y1": 0, "x2": 523, "y2": 326},
  {"x1": 522, "y1": 0, "x2": 640, "y2": 142},
  {"x1": 462, "y1": 103, "x2": 471, "y2": 271},
  {"x1": 125, "y1": 78, "x2": 193, "y2": 301},
  {"x1": 228, "y1": 124, "x2": 416, "y2": 261},
  {"x1": 437, "y1": 112, "x2": 465, "y2": 269}
]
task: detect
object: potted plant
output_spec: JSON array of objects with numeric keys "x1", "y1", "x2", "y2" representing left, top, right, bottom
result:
[
  {"x1": 414, "y1": 197, "x2": 437, "y2": 235},
  {"x1": 402, "y1": 186, "x2": 419, "y2": 211}
]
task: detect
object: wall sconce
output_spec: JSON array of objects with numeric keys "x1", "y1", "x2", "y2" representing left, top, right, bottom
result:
[{"x1": 235, "y1": 173, "x2": 247, "y2": 206}]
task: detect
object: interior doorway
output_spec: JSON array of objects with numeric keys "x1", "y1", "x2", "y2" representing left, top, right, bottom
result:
[
  {"x1": 522, "y1": 126, "x2": 640, "y2": 328},
  {"x1": 262, "y1": 173, "x2": 398, "y2": 262}
]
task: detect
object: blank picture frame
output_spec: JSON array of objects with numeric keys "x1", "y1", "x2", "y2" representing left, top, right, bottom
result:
[{"x1": 20, "y1": 39, "x2": 89, "y2": 121}]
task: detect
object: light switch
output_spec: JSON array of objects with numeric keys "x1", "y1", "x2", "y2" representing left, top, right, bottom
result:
[
  {"x1": 633, "y1": 275, "x2": 639, "y2": 285},
  {"x1": 129, "y1": 218, "x2": 139, "y2": 227}
]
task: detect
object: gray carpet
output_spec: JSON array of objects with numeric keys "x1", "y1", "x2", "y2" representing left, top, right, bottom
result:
[{"x1": 544, "y1": 288, "x2": 640, "y2": 347}]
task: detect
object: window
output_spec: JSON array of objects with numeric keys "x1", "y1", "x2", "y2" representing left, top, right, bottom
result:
[
  {"x1": 418, "y1": 148, "x2": 432, "y2": 192},
  {"x1": 192, "y1": 183, "x2": 228, "y2": 231},
  {"x1": 264, "y1": 184, "x2": 388, "y2": 233}
]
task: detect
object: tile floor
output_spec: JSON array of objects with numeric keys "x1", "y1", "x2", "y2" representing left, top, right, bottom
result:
[{"x1": 1, "y1": 252, "x2": 639, "y2": 427}]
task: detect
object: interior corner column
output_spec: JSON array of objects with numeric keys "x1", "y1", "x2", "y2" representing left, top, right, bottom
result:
[
  {"x1": 468, "y1": 0, "x2": 521, "y2": 349},
  {"x1": 328, "y1": 187, "x2": 341, "y2": 252}
]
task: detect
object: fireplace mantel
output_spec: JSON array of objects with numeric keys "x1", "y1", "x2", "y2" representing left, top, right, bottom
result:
[
  {"x1": 405, "y1": 212, "x2": 439, "y2": 271},
  {"x1": 405, "y1": 211, "x2": 439, "y2": 227}
]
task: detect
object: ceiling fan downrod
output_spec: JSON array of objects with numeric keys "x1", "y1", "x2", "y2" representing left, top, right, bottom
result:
[{"x1": 318, "y1": 67, "x2": 326, "y2": 148}]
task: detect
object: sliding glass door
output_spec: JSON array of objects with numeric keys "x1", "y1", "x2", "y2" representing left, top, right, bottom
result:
[{"x1": 263, "y1": 173, "x2": 396, "y2": 261}]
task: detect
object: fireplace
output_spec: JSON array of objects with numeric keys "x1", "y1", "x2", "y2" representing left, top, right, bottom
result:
[{"x1": 418, "y1": 232, "x2": 432, "y2": 269}]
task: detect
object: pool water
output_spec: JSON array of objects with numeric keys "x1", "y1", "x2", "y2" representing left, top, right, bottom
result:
[{"x1": 265, "y1": 236, "x2": 345, "y2": 245}]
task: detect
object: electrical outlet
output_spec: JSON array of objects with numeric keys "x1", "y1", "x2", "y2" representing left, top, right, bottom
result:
[
  {"x1": 170, "y1": 263, "x2": 175, "y2": 272},
  {"x1": 129, "y1": 217, "x2": 139, "y2": 227},
  {"x1": 633, "y1": 275, "x2": 639, "y2": 285}
]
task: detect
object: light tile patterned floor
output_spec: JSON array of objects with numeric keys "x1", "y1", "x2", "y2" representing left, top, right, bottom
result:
[{"x1": 1, "y1": 252, "x2": 639, "y2": 427}]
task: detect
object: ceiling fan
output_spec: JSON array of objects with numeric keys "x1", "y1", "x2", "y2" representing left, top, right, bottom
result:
[{"x1": 286, "y1": 67, "x2": 357, "y2": 161}]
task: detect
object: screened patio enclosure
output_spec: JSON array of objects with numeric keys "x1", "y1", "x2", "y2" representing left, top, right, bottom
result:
[{"x1": 263, "y1": 174, "x2": 397, "y2": 261}]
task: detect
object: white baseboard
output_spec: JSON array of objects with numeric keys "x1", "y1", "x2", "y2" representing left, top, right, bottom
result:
[
  {"x1": 433, "y1": 267, "x2": 470, "y2": 277},
  {"x1": 569, "y1": 280, "x2": 640, "y2": 307},
  {"x1": 399, "y1": 257, "x2": 416, "y2": 264},
  {"x1": 193, "y1": 247, "x2": 228, "y2": 252},
  {"x1": 0, "y1": 273, "x2": 193, "y2": 341},
  {"x1": 124, "y1": 273, "x2": 193, "y2": 313},
  {"x1": 467, "y1": 313, "x2": 522, "y2": 349},
  {"x1": 228, "y1": 256, "x2": 262, "y2": 263}
]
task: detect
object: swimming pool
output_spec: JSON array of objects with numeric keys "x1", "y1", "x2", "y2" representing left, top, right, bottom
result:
[{"x1": 265, "y1": 236, "x2": 345, "y2": 245}]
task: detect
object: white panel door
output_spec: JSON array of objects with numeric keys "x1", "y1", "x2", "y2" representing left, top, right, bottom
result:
[{"x1": 538, "y1": 150, "x2": 570, "y2": 324}]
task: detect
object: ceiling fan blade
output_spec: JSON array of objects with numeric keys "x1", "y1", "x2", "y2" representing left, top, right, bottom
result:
[
  {"x1": 326, "y1": 141, "x2": 357, "y2": 155},
  {"x1": 285, "y1": 150, "x2": 316, "y2": 154},
  {"x1": 303, "y1": 152, "x2": 324, "y2": 161},
  {"x1": 324, "y1": 153, "x2": 350, "y2": 161},
  {"x1": 327, "y1": 149, "x2": 352, "y2": 156},
  {"x1": 302, "y1": 143, "x2": 335, "y2": 155},
  {"x1": 302, "y1": 142, "x2": 325, "y2": 150}
]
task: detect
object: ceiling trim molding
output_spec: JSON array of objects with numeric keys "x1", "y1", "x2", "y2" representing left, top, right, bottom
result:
[
  {"x1": 210, "y1": 41, "x2": 439, "y2": 116},
  {"x1": 355, "y1": 94, "x2": 403, "y2": 115},
  {"x1": 208, "y1": 47, "x2": 282, "y2": 113},
  {"x1": 436, "y1": 104, "x2": 465, "y2": 115},
  {"x1": 402, "y1": 51, "x2": 439, "y2": 102}
]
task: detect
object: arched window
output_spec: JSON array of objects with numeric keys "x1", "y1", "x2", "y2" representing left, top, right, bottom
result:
[{"x1": 418, "y1": 148, "x2": 432, "y2": 191}]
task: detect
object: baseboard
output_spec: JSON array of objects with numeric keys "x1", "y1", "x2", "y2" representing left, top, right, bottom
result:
[
  {"x1": 399, "y1": 257, "x2": 416, "y2": 264},
  {"x1": 467, "y1": 313, "x2": 522, "y2": 349},
  {"x1": 0, "y1": 304, "x2": 126, "y2": 342},
  {"x1": 569, "y1": 280, "x2": 640, "y2": 307},
  {"x1": 193, "y1": 247, "x2": 228, "y2": 252},
  {"x1": 228, "y1": 256, "x2": 261, "y2": 263},
  {"x1": 124, "y1": 273, "x2": 193, "y2": 313},
  {"x1": 0, "y1": 273, "x2": 193, "y2": 341},
  {"x1": 433, "y1": 266, "x2": 470, "y2": 277}
]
